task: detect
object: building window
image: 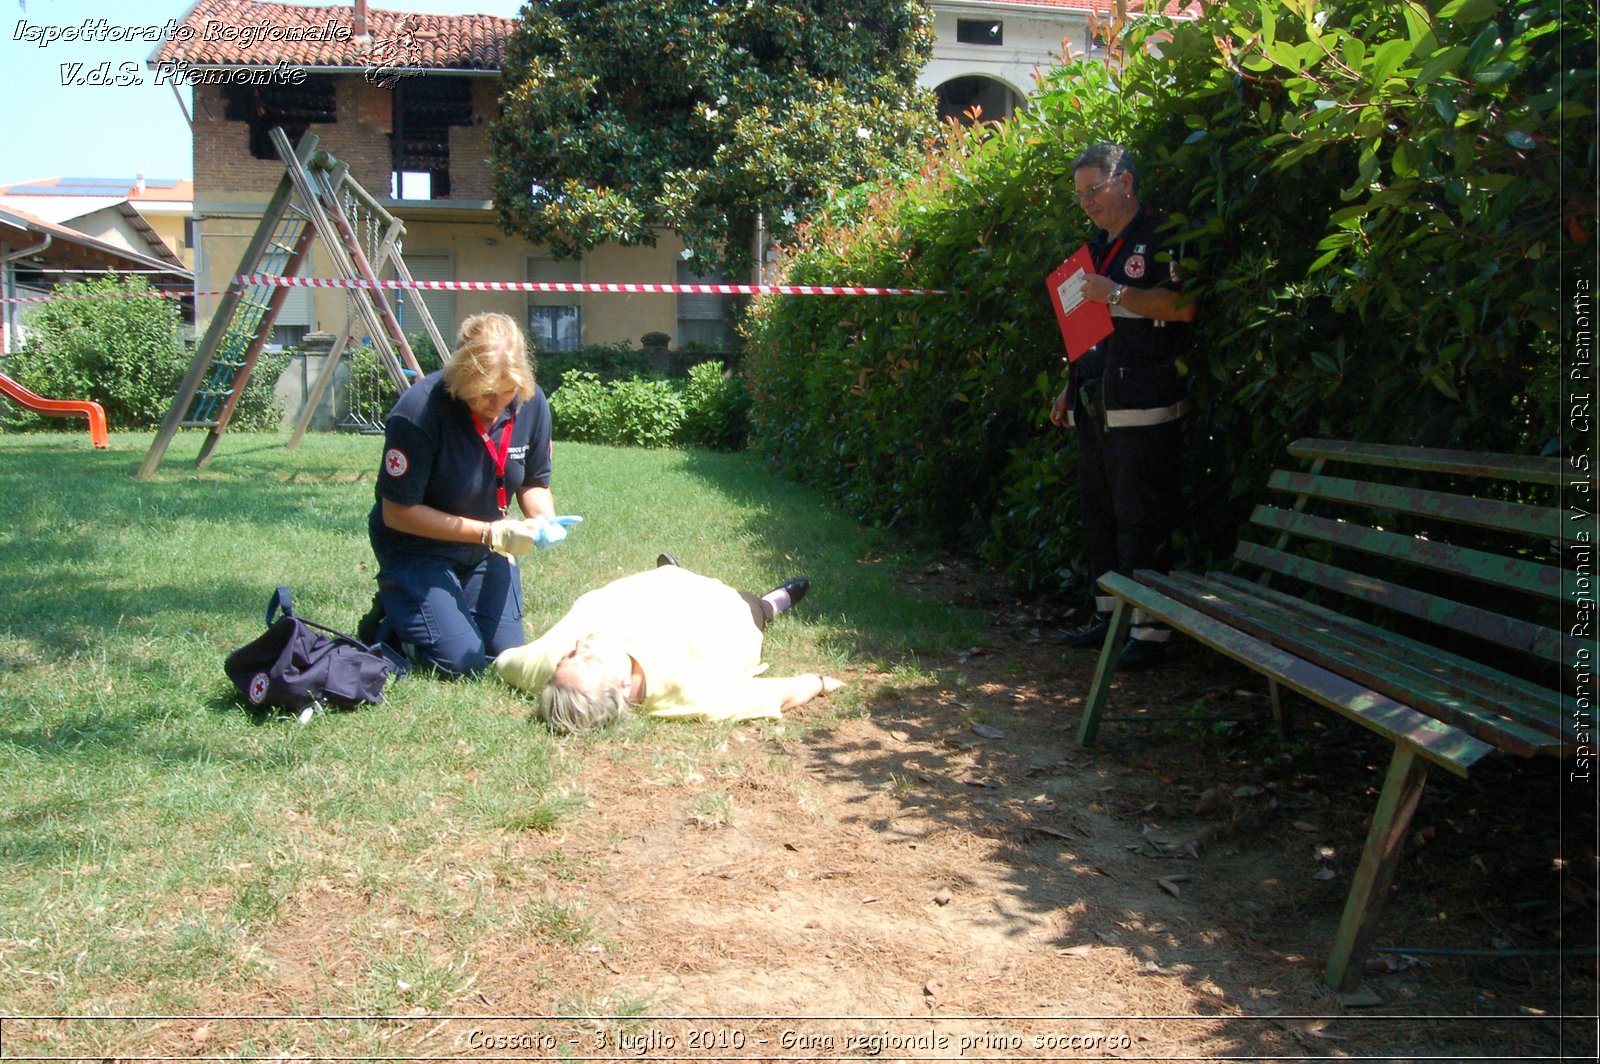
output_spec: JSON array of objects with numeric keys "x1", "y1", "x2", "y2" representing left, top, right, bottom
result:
[
  {"x1": 956, "y1": 19, "x2": 1003, "y2": 46},
  {"x1": 676, "y1": 262, "x2": 736, "y2": 350},
  {"x1": 270, "y1": 324, "x2": 309, "y2": 350},
  {"x1": 392, "y1": 254, "x2": 456, "y2": 351},
  {"x1": 390, "y1": 77, "x2": 473, "y2": 201},
  {"x1": 223, "y1": 77, "x2": 337, "y2": 159},
  {"x1": 267, "y1": 262, "x2": 314, "y2": 350},
  {"x1": 527, "y1": 256, "x2": 581, "y2": 352}
]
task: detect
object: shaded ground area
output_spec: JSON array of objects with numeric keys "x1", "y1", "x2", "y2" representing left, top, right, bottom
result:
[{"x1": 105, "y1": 559, "x2": 1598, "y2": 1060}]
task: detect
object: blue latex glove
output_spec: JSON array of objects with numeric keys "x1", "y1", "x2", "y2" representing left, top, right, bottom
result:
[{"x1": 533, "y1": 514, "x2": 583, "y2": 548}]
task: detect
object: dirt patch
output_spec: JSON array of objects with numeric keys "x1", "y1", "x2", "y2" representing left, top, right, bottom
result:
[{"x1": 219, "y1": 558, "x2": 1597, "y2": 1059}]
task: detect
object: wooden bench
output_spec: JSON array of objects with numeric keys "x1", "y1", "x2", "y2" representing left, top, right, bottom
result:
[{"x1": 1075, "y1": 438, "x2": 1582, "y2": 993}]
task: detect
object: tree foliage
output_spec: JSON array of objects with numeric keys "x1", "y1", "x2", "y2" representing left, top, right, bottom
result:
[
  {"x1": 489, "y1": 0, "x2": 937, "y2": 276},
  {"x1": 744, "y1": 0, "x2": 1592, "y2": 594}
]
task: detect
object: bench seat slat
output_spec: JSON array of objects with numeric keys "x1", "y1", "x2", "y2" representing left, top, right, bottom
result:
[
  {"x1": 1095, "y1": 572, "x2": 1493, "y2": 776},
  {"x1": 1149, "y1": 572, "x2": 1563, "y2": 757},
  {"x1": 1250, "y1": 505, "x2": 1564, "y2": 602},
  {"x1": 1267, "y1": 470, "x2": 1571, "y2": 543},
  {"x1": 1193, "y1": 571, "x2": 1573, "y2": 733},
  {"x1": 1288, "y1": 438, "x2": 1568, "y2": 486},
  {"x1": 1235, "y1": 541, "x2": 1562, "y2": 663}
]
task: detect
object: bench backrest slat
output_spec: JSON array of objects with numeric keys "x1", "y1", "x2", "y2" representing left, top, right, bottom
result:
[
  {"x1": 1267, "y1": 470, "x2": 1571, "y2": 543},
  {"x1": 1288, "y1": 438, "x2": 1568, "y2": 485},
  {"x1": 1235, "y1": 541, "x2": 1562, "y2": 663},
  {"x1": 1250, "y1": 505, "x2": 1563, "y2": 603}
]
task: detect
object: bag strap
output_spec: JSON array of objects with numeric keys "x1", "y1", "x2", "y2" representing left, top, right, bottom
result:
[
  {"x1": 297, "y1": 615, "x2": 379, "y2": 652},
  {"x1": 266, "y1": 586, "x2": 294, "y2": 626},
  {"x1": 264, "y1": 586, "x2": 382, "y2": 654}
]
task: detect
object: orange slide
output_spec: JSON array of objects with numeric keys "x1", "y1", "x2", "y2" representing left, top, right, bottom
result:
[{"x1": 0, "y1": 370, "x2": 109, "y2": 448}]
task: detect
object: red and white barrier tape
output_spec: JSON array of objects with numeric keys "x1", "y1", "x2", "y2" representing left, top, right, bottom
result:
[
  {"x1": 1, "y1": 275, "x2": 945, "y2": 306},
  {"x1": 239, "y1": 275, "x2": 946, "y2": 297}
]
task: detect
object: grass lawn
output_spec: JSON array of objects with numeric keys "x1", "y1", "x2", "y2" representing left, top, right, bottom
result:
[{"x1": 0, "y1": 431, "x2": 982, "y2": 1047}]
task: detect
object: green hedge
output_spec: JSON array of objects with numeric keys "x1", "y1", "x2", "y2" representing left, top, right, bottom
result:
[
  {"x1": 548, "y1": 361, "x2": 750, "y2": 450},
  {"x1": 1, "y1": 276, "x2": 285, "y2": 432},
  {"x1": 744, "y1": 0, "x2": 1585, "y2": 594}
]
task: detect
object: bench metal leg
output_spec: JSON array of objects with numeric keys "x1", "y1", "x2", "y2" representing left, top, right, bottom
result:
[
  {"x1": 1324, "y1": 745, "x2": 1430, "y2": 992},
  {"x1": 1076, "y1": 598, "x2": 1134, "y2": 745},
  {"x1": 1269, "y1": 678, "x2": 1293, "y2": 740}
]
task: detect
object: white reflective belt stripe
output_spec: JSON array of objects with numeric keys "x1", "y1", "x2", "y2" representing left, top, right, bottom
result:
[
  {"x1": 1131, "y1": 607, "x2": 1171, "y2": 641},
  {"x1": 1095, "y1": 595, "x2": 1118, "y2": 614},
  {"x1": 1105, "y1": 398, "x2": 1189, "y2": 428},
  {"x1": 1108, "y1": 304, "x2": 1146, "y2": 319}
]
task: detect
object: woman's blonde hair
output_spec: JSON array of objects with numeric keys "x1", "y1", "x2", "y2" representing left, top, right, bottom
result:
[{"x1": 441, "y1": 312, "x2": 536, "y2": 402}]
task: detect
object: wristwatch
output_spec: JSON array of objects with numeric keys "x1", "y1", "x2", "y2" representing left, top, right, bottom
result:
[{"x1": 1107, "y1": 284, "x2": 1126, "y2": 306}]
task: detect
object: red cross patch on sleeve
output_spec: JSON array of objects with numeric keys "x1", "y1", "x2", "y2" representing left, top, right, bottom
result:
[{"x1": 383, "y1": 448, "x2": 410, "y2": 477}]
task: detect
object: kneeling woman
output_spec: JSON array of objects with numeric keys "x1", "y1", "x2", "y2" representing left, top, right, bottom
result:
[
  {"x1": 364, "y1": 312, "x2": 572, "y2": 676},
  {"x1": 495, "y1": 560, "x2": 844, "y2": 732}
]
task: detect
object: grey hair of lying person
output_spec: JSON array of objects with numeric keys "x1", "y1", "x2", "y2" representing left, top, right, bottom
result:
[{"x1": 537, "y1": 676, "x2": 632, "y2": 734}]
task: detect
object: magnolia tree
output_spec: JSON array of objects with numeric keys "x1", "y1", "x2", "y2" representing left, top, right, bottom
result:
[{"x1": 489, "y1": 0, "x2": 938, "y2": 276}]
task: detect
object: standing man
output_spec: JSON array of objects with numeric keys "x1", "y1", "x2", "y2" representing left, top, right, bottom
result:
[{"x1": 1050, "y1": 143, "x2": 1197, "y2": 670}]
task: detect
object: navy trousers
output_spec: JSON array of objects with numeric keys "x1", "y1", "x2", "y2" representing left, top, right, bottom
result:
[
  {"x1": 1074, "y1": 400, "x2": 1182, "y2": 639},
  {"x1": 375, "y1": 550, "x2": 525, "y2": 677}
]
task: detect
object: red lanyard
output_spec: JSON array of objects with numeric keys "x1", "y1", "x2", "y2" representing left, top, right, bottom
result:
[
  {"x1": 471, "y1": 411, "x2": 515, "y2": 513},
  {"x1": 1092, "y1": 237, "x2": 1125, "y2": 276}
]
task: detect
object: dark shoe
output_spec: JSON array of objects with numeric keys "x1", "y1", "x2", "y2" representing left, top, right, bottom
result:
[
  {"x1": 775, "y1": 575, "x2": 809, "y2": 609},
  {"x1": 356, "y1": 591, "x2": 384, "y2": 645},
  {"x1": 657, "y1": 552, "x2": 681, "y2": 568},
  {"x1": 1116, "y1": 638, "x2": 1169, "y2": 672},
  {"x1": 1061, "y1": 618, "x2": 1111, "y2": 648}
]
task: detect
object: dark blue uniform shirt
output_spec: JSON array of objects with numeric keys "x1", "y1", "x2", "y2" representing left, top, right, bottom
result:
[
  {"x1": 368, "y1": 370, "x2": 553, "y2": 565},
  {"x1": 1074, "y1": 207, "x2": 1190, "y2": 414}
]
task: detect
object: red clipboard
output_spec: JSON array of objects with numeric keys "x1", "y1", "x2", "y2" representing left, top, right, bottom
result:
[{"x1": 1046, "y1": 245, "x2": 1113, "y2": 362}]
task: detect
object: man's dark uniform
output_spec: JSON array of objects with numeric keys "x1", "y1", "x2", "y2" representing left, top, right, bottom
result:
[{"x1": 1068, "y1": 207, "x2": 1190, "y2": 646}]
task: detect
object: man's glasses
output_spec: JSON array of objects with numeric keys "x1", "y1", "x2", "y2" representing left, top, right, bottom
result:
[{"x1": 1077, "y1": 176, "x2": 1116, "y2": 202}]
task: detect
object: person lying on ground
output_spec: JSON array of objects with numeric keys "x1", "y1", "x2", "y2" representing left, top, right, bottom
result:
[{"x1": 494, "y1": 555, "x2": 845, "y2": 733}]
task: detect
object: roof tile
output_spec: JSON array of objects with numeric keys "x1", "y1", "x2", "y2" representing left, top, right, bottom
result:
[{"x1": 153, "y1": 0, "x2": 514, "y2": 71}]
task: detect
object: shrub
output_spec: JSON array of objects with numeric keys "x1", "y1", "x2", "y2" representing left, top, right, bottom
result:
[
  {"x1": 231, "y1": 348, "x2": 291, "y2": 431},
  {"x1": 680, "y1": 360, "x2": 751, "y2": 451},
  {"x1": 744, "y1": 0, "x2": 1585, "y2": 593},
  {"x1": 343, "y1": 344, "x2": 406, "y2": 426},
  {"x1": 1, "y1": 276, "x2": 293, "y2": 433},
  {"x1": 547, "y1": 364, "x2": 749, "y2": 450},
  {"x1": 607, "y1": 378, "x2": 686, "y2": 447},
  {"x1": 3, "y1": 276, "x2": 190, "y2": 431},
  {"x1": 534, "y1": 342, "x2": 655, "y2": 394}
]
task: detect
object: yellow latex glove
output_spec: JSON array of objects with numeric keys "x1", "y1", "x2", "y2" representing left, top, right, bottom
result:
[{"x1": 487, "y1": 518, "x2": 538, "y2": 558}]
